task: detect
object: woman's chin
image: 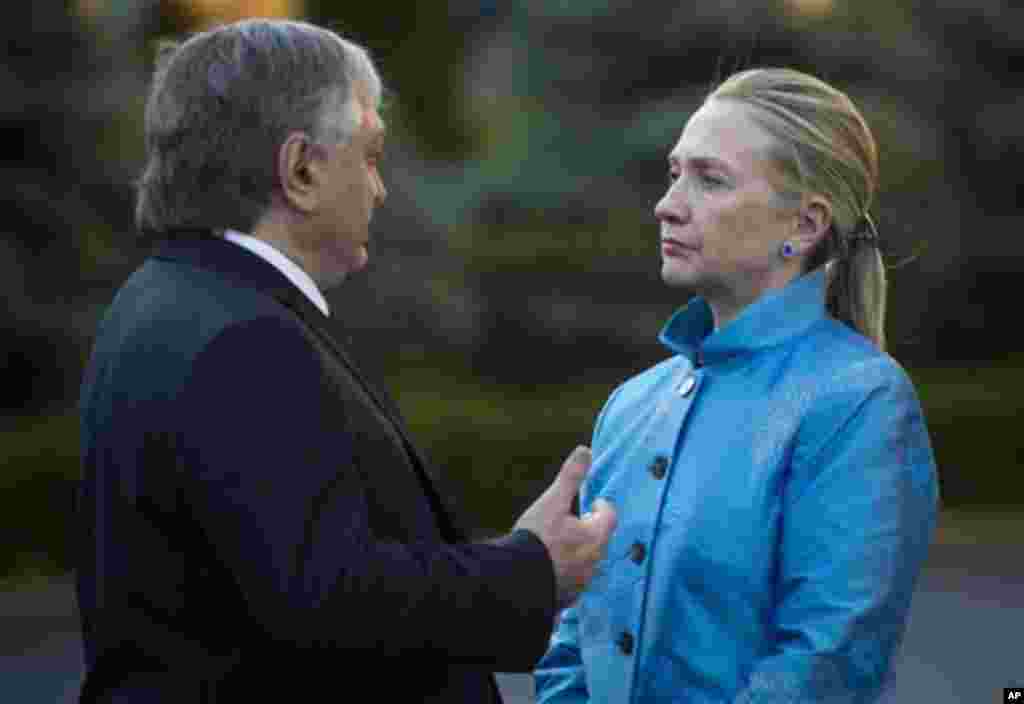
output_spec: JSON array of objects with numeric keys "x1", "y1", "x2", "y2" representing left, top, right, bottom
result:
[{"x1": 661, "y1": 261, "x2": 699, "y2": 289}]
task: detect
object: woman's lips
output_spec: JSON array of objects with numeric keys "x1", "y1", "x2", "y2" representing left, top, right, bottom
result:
[{"x1": 661, "y1": 239, "x2": 691, "y2": 257}]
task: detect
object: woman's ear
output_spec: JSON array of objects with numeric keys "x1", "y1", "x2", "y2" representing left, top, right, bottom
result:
[{"x1": 795, "y1": 195, "x2": 832, "y2": 249}]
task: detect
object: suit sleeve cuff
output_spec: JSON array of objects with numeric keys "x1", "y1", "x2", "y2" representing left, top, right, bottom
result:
[{"x1": 487, "y1": 528, "x2": 559, "y2": 668}]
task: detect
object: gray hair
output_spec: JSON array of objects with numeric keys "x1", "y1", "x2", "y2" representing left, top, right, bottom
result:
[{"x1": 136, "y1": 19, "x2": 382, "y2": 235}]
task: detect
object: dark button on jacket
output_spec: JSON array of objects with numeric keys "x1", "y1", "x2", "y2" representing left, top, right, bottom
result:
[
  {"x1": 650, "y1": 456, "x2": 668, "y2": 479},
  {"x1": 630, "y1": 542, "x2": 647, "y2": 565}
]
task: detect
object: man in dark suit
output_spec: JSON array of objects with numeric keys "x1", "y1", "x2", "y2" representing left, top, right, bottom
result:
[{"x1": 75, "y1": 19, "x2": 615, "y2": 703}]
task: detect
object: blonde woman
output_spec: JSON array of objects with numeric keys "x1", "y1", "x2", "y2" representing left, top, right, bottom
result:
[{"x1": 535, "y1": 68, "x2": 939, "y2": 703}]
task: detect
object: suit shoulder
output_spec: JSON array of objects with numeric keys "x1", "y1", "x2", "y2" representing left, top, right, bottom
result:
[
  {"x1": 84, "y1": 259, "x2": 307, "y2": 402},
  {"x1": 109, "y1": 259, "x2": 298, "y2": 350}
]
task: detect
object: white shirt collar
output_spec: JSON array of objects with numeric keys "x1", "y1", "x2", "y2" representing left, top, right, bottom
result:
[{"x1": 221, "y1": 229, "x2": 330, "y2": 317}]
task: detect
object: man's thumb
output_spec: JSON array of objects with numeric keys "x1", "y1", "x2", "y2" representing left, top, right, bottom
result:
[{"x1": 584, "y1": 498, "x2": 617, "y2": 537}]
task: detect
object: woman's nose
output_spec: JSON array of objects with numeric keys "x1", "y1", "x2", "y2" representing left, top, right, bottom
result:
[{"x1": 655, "y1": 187, "x2": 685, "y2": 224}]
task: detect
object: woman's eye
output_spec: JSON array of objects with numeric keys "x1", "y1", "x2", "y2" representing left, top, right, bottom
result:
[{"x1": 668, "y1": 170, "x2": 725, "y2": 188}]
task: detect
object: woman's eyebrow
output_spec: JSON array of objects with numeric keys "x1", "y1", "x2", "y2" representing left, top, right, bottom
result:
[
  {"x1": 688, "y1": 156, "x2": 731, "y2": 172},
  {"x1": 669, "y1": 154, "x2": 734, "y2": 174}
]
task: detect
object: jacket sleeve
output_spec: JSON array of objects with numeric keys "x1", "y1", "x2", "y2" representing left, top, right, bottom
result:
[
  {"x1": 534, "y1": 383, "x2": 623, "y2": 703},
  {"x1": 176, "y1": 316, "x2": 556, "y2": 667},
  {"x1": 732, "y1": 373, "x2": 939, "y2": 704}
]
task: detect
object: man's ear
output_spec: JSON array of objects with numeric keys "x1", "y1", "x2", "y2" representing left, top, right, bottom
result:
[
  {"x1": 793, "y1": 195, "x2": 832, "y2": 250},
  {"x1": 277, "y1": 131, "x2": 322, "y2": 214}
]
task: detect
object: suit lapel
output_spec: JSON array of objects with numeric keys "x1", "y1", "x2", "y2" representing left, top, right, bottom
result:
[
  {"x1": 270, "y1": 285, "x2": 468, "y2": 543},
  {"x1": 153, "y1": 232, "x2": 470, "y2": 542}
]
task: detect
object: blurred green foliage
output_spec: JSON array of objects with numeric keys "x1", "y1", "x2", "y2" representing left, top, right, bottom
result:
[
  {"x1": 306, "y1": 0, "x2": 488, "y2": 160},
  {"x1": 0, "y1": 414, "x2": 79, "y2": 579},
  {"x1": 446, "y1": 218, "x2": 654, "y2": 272},
  {"x1": 909, "y1": 360, "x2": 1024, "y2": 508}
]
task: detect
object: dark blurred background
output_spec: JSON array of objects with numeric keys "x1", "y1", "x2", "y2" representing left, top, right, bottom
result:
[{"x1": 3, "y1": 0, "x2": 1022, "y2": 586}]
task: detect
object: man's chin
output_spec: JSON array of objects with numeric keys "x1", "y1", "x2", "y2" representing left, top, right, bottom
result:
[{"x1": 321, "y1": 247, "x2": 369, "y2": 289}]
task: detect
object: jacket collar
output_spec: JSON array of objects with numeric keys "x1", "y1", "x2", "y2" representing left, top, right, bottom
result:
[
  {"x1": 658, "y1": 267, "x2": 828, "y2": 366},
  {"x1": 152, "y1": 229, "x2": 329, "y2": 319}
]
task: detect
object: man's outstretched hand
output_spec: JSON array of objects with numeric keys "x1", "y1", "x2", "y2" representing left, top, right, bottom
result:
[{"x1": 514, "y1": 446, "x2": 616, "y2": 609}]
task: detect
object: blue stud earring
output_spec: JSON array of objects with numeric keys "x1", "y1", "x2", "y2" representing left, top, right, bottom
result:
[{"x1": 780, "y1": 241, "x2": 796, "y2": 259}]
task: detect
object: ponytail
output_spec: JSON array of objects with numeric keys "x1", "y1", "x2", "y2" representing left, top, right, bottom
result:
[{"x1": 817, "y1": 214, "x2": 887, "y2": 350}]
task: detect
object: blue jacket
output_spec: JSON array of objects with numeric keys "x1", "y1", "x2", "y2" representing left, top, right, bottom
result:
[{"x1": 536, "y1": 269, "x2": 939, "y2": 704}]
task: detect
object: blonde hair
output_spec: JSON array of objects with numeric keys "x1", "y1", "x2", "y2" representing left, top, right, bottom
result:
[{"x1": 709, "y1": 68, "x2": 887, "y2": 350}]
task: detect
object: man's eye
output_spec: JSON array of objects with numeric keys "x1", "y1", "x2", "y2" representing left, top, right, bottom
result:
[
  {"x1": 668, "y1": 171, "x2": 679, "y2": 183},
  {"x1": 700, "y1": 172, "x2": 725, "y2": 187}
]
